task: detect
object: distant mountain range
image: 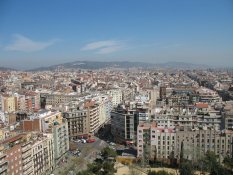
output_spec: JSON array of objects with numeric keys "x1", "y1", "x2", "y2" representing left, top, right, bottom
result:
[
  {"x1": 0, "y1": 67, "x2": 16, "y2": 71},
  {"x1": 156, "y1": 61, "x2": 207, "y2": 69},
  {"x1": 28, "y1": 61, "x2": 207, "y2": 71}
]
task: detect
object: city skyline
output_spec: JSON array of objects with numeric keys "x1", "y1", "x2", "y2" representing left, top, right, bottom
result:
[{"x1": 0, "y1": 0, "x2": 233, "y2": 69}]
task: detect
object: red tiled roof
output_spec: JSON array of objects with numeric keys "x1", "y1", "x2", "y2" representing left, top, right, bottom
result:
[
  {"x1": 195, "y1": 103, "x2": 208, "y2": 108},
  {"x1": 0, "y1": 134, "x2": 26, "y2": 145}
]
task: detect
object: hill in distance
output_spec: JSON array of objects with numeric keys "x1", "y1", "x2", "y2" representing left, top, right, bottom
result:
[
  {"x1": 0, "y1": 67, "x2": 17, "y2": 71},
  {"x1": 28, "y1": 60, "x2": 207, "y2": 71}
]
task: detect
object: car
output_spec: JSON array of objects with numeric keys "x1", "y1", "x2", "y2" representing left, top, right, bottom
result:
[
  {"x1": 76, "y1": 152, "x2": 81, "y2": 157},
  {"x1": 87, "y1": 139, "x2": 96, "y2": 143},
  {"x1": 74, "y1": 139, "x2": 81, "y2": 143},
  {"x1": 109, "y1": 142, "x2": 116, "y2": 146},
  {"x1": 81, "y1": 139, "x2": 86, "y2": 143}
]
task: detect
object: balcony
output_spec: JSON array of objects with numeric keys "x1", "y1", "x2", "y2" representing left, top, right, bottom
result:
[
  {"x1": 22, "y1": 151, "x2": 31, "y2": 160},
  {"x1": 22, "y1": 145, "x2": 31, "y2": 153},
  {"x1": 0, "y1": 159, "x2": 7, "y2": 166}
]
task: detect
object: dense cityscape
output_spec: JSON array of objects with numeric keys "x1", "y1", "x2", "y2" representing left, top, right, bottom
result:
[
  {"x1": 1, "y1": 0, "x2": 233, "y2": 175},
  {"x1": 0, "y1": 66, "x2": 233, "y2": 175}
]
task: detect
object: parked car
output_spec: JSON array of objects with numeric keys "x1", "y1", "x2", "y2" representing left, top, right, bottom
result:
[
  {"x1": 81, "y1": 139, "x2": 86, "y2": 143},
  {"x1": 87, "y1": 139, "x2": 96, "y2": 143},
  {"x1": 76, "y1": 152, "x2": 81, "y2": 157},
  {"x1": 109, "y1": 142, "x2": 116, "y2": 146},
  {"x1": 74, "y1": 139, "x2": 81, "y2": 143}
]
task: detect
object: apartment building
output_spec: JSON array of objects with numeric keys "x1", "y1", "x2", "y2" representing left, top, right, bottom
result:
[
  {"x1": 22, "y1": 110, "x2": 69, "y2": 161},
  {"x1": 137, "y1": 121, "x2": 233, "y2": 162},
  {"x1": 0, "y1": 148, "x2": 7, "y2": 175},
  {"x1": 63, "y1": 100, "x2": 101, "y2": 139},
  {"x1": 197, "y1": 87, "x2": 222, "y2": 103},
  {"x1": 0, "y1": 134, "x2": 32, "y2": 175},
  {"x1": 31, "y1": 134, "x2": 54, "y2": 175},
  {"x1": 111, "y1": 102, "x2": 150, "y2": 144},
  {"x1": 106, "y1": 89, "x2": 122, "y2": 107},
  {"x1": 63, "y1": 102, "x2": 89, "y2": 139},
  {"x1": 111, "y1": 110, "x2": 135, "y2": 144},
  {"x1": 3, "y1": 137, "x2": 24, "y2": 175},
  {"x1": 40, "y1": 93, "x2": 79, "y2": 107},
  {"x1": 154, "y1": 113, "x2": 222, "y2": 130},
  {"x1": 52, "y1": 121, "x2": 69, "y2": 161},
  {"x1": 1, "y1": 95, "x2": 17, "y2": 113},
  {"x1": 222, "y1": 108, "x2": 233, "y2": 130},
  {"x1": 176, "y1": 129, "x2": 233, "y2": 161},
  {"x1": 86, "y1": 101, "x2": 100, "y2": 134},
  {"x1": 154, "y1": 103, "x2": 222, "y2": 130},
  {"x1": 21, "y1": 141, "x2": 33, "y2": 175},
  {"x1": 97, "y1": 95, "x2": 111, "y2": 126},
  {"x1": 137, "y1": 122, "x2": 176, "y2": 161}
]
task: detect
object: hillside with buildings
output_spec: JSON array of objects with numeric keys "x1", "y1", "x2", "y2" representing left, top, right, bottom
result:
[{"x1": 0, "y1": 68, "x2": 233, "y2": 174}]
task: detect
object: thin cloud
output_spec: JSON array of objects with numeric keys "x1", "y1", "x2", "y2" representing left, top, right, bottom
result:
[
  {"x1": 5, "y1": 34, "x2": 59, "y2": 52},
  {"x1": 81, "y1": 40, "x2": 124, "y2": 54}
]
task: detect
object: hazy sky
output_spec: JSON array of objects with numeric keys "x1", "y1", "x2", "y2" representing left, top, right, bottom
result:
[{"x1": 0, "y1": 0, "x2": 233, "y2": 69}]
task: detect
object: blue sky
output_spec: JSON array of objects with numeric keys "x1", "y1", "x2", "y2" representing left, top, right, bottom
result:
[{"x1": 0, "y1": 0, "x2": 233, "y2": 69}]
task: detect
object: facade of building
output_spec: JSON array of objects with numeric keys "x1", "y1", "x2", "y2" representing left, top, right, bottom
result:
[
  {"x1": 1, "y1": 95, "x2": 17, "y2": 113},
  {"x1": 21, "y1": 141, "x2": 33, "y2": 175},
  {"x1": 52, "y1": 120, "x2": 69, "y2": 161},
  {"x1": 40, "y1": 93, "x2": 79, "y2": 107},
  {"x1": 137, "y1": 121, "x2": 233, "y2": 163},
  {"x1": 21, "y1": 111, "x2": 69, "y2": 162},
  {"x1": 4, "y1": 140, "x2": 23, "y2": 175},
  {"x1": 106, "y1": 89, "x2": 122, "y2": 108},
  {"x1": 137, "y1": 122, "x2": 176, "y2": 161},
  {"x1": 111, "y1": 109, "x2": 137, "y2": 144},
  {"x1": 31, "y1": 134, "x2": 54, "y2": 175},
  {"x1": 222, "y1": 110, "x2": 233, "y2": 130},
  {"x1": 0, "y1": 148, "x2": 8, "y2": 175},
  {"x1": 63, "y1": 104, "x2": 89, "y2": 139},
  {"x1": 176, "y1": 129, "x2": 233, "y2": 161}
]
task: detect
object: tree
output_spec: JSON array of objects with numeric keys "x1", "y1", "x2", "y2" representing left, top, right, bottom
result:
[
  {"x1": 180, "y1": 141, "x2": 184, "y2": 164},
  {"x1": 81, "y1": 162, "x2": 116, "y2": 175},
  {"x1": 179, "y1": 161, "x2": 194, "y2": 175},
  {"x1": 147, "y1": 171, "x2": 156, "y2": 175},
  {"x1": 154, "y1": 145, "x2": 157, "y2": 163},
  {"x1": 209, "y1": 165, "x2": 233, "y2": 175},
  {"x1": 204, "y1": 151, "x2": 218, "y2": 172},
  {"x1": 102, "y1": 162, "x2": 117, "y2": 175},
  {"x1": 87, "y1": 162, "x2": 102, "y2": 174},
  {"x1": 169, "y1": 150, "x2": 175, "y2": 167},
  {"x1": 77, "y1": 170, "x2": 94, "y2": 175},
  {"x1": 223, "y1": 156, "x2": 233, "y2": 170},
  {"x1": 202, "y1": 151, "x2": 233, "y2": 175},
  {"x1": 101, "y1": 147, "x2": 117, "y2": 159},
  {"x1": 148, "y1": 170, "x2": 173, "y2": 175}
]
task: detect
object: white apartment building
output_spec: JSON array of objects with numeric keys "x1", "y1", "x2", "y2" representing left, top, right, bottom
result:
[
  {"x1": 137, "y1": 122, "x2": 176, "y2": 161},
  {"x1": 106, "y1": 89, "x2": 122, "y2": 108}
]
